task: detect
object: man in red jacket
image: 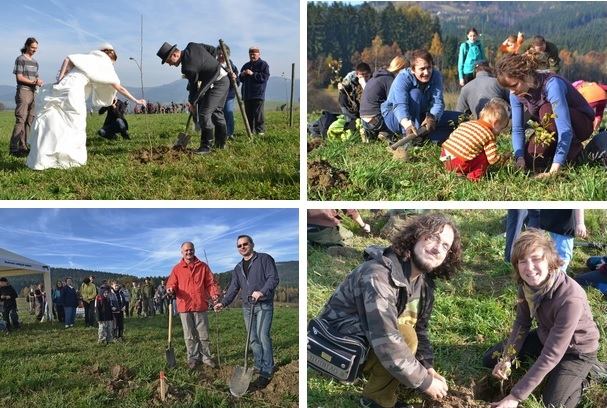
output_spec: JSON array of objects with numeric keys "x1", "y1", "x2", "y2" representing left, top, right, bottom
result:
[{"x1": 167, "y1": 242, "x2": 220, "y2": 370}]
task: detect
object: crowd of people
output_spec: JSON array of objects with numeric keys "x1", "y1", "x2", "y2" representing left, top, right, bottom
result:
[
  {"x1": 316, "y1": 29, "x2": 607, "y2": 182},
  {"x1": 7, "y1": 37, "x2": 270, "y2": 168}
]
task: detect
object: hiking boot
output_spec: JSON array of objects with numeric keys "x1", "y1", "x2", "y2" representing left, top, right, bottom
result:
[
  {"x1": 360, "y1": 397, "x2": 413, "y2": 408},
  {"x1": 250, "y1": 375, "x2": 270, "y2": 389},
  {"x1": 121, "y1": 133, "x2": 131, "y2": 140},
  {"x1": 9, "y1": 150, "x2": 27, "y2": 158},
  {"x1": 589, "y1": 361, "x2": 607, "y2": 383},
  {"x1": 188, "y1": 361, "x2": 197, "y2": 370},
  {"x1": 193, "y1": 146, "x2": 212, "y2": 154},
  {"x1": 327, "y1": 246, "x2": 359, "y2": 258}
]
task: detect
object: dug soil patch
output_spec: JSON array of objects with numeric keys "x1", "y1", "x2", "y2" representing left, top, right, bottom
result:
[
  {"x1": 307, "y1": 138, "x2": 326, "y2": 152},
  {"x1": 131, "y1": 146, "x2": 193, "y2": 164},
  {"x1": 307, "y1": 158, "x2": 349, "y2": 193}
]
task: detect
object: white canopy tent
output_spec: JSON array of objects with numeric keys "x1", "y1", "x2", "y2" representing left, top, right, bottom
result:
[{"x1": 0, "y1": 248, "x2": 52, "y2": 319}]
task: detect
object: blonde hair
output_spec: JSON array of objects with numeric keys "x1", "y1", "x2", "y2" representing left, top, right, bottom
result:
[
  {"x1": 510, "y1": 229, "x2": 563, "y2": 284},
  {"x1": 479, "y1": 98, "x2": 510, "y2": 125},
  {"x1": 387, "y1": 56, "x2": 409, "y2": 74}
]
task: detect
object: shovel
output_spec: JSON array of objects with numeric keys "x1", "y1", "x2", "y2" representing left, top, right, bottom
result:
[
  {"x1": 173, "y1": 112, "x2": 193, "y2": 148},
  {"x1": 166, "y1": 301, "x2": 176, "y2": 368},
  {"x1": 229, "y1": 296, "x2": 257, "y2": 397}
]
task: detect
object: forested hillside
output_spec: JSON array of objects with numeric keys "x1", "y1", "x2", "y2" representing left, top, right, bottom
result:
[{"x1": 308, "y1": 1, "x2": 607, "y2": 109}]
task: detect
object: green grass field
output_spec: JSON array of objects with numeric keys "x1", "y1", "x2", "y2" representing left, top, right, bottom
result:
[
  {"x1": 307, "y1": 92, "x2": 607, "y2": 201},
  {"x1": 0, "y1": 109, "x2": 299, "y2": 200},
  {"x1": 1, "y1": 302, "x2": 298, "y2": 407},
  {"x1": 307, "y1": 210, "x2": 607, "y2": 408}
]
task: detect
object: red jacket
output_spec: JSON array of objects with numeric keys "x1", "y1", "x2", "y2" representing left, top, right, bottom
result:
[{"x1": 167, "y1": 257, "x2": 219, "y2": 313}]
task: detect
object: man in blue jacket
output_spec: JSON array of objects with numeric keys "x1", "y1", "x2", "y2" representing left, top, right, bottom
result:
[
  {"x1": 239, "y1": 46, "x2": 270, "y2": 135},
  {"x1": 214, "y1": 235, "x2": 279, "y2": 389},
  {"x1": 381, "y1": 49, "x2": 461, "y2": 145}
]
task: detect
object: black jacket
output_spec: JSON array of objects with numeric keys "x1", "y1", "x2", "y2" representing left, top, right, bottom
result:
[
  {"x1": 181, "y1": 42, "x2": 222, "y2": 104},
  {"x1": 0, "y1": 284, "x2": 18, "y2": 309}
]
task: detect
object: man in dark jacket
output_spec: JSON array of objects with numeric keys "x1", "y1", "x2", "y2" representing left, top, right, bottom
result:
[
  {"x1": 239, "y1": 46, "x2": 270, "y2": 135},
  {"x1": 157, "y1": 41, "x2": 229, "y2": 153},
  {"x1": 317, "y1": 212, "x2": 463, "y2": 408},
  {"x1": 97, "y1": 98, "x2": 130, "y2": 140},
  {"x1": 214, "y1": 235, "x2": 280, "y2": 389},
  {"x1": 0, "y1": 277, "x2": 20, "y2": 333}
]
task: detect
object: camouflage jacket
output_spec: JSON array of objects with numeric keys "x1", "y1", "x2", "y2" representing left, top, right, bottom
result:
[{"x1": 318, "y1": 246, "x2": 435, "y2": 392}]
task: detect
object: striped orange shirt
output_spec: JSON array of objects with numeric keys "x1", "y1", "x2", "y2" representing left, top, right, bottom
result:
[{"x1": 442, "y1": 119, "x2": 502, "y2": 164}]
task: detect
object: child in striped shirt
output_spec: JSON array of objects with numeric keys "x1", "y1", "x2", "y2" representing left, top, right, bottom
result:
[{"x1": 441, "y1": 98, "x2": 511, "y2": 181}]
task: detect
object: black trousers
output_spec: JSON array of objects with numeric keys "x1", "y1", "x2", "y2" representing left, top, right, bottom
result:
[{"x1": 244, "y1": 99, "x2": 265, "y2": 133}]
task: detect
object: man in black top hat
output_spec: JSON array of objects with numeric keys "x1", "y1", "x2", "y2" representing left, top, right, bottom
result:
[{"x1": 157, "y1": 41, "x2": 229, "y2": 153}]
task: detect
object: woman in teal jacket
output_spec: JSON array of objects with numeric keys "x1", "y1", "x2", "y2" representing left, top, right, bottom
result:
[{"x1": 458, "y1": 28, "x2": 486, "y2": 86}]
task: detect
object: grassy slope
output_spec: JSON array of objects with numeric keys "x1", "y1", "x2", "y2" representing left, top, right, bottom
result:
[
  {"x1": 307, "y1": 92, "x2": 607, "y2": 202},
  {"x1": 0, "y1": 304, "x2": 298, "y2": 407},
  {"x1": 307, "y1": 209, "x2": 607, "y2": 408},
  {"x1": 0, "y1": 110, "x2": 299, "y2": 200}
]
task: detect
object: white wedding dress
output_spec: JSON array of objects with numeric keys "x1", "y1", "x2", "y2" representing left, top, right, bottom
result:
[
  {"x1": 26, "y1": 68, "x2": 91, "y2": 170},
  {"x1": 27, "y1": 50, "x2": 118, "y2": 170}
]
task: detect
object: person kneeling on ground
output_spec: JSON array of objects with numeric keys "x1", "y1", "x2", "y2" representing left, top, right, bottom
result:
[
  {"x1": 317, "y1": 212, "x2": 463, "y2": 408},
  {"x1": 441, "y1": 98, "x2": 511, "y2": 181},
  {"x1": 98, "y1": 97, "x2": 130, "y2": 140},
  {"x1": 483, "y1": 229, "x2": 602, "y2": 408},
  {"x1": 307, "y1": 209, "x2": 370, "y2": 257}
]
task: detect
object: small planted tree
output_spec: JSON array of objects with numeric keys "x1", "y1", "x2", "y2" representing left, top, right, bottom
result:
[{"x1": 526, "y1": 106, "x2": 558, "y2": 173}]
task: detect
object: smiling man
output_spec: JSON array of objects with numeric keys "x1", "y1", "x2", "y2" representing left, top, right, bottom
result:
[
  {"x1": 316, "y1": 212, "x2": 463, "y2": 408},
  {"x1": 381, "y1": 49, "x2": 461, "y2": 145}
]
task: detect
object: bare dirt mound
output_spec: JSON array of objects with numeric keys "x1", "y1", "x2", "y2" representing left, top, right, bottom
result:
[
  {"x1": 407, "y1": 376, "x2": 509, "y2": 408},
  {"x1": 131, "y1": 145, "x2": 193, "y2": 164},
  {"x1": 308, "y1": 138, "x2": 326, "y2": 152},
  {"x1": 153, "y1": 360, "x2": 299, "y2": 407},
  {"x1": 307, "y1": 158, "x2": 349, "y2": 193}
]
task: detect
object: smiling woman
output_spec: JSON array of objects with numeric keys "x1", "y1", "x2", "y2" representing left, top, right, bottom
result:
[
  {"x1": 482, "y1": 229, "x2": 600, "y2": 408},
  {"x1": 495, "y1": 53, "x2": 595, "y2": 177}
]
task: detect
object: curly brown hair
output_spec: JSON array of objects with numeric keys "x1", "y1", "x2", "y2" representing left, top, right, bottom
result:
[
  {"x1": 510, "y1": 229, "x2": 563, "y2": 284},
  {"x1": 494, "y1": 53, "x2": 538, "y2": 88},
  {"x1": 391, "y1": 212, "x2": 463, "y2": 280}
]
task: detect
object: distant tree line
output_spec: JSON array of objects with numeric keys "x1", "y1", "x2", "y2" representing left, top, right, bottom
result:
[{"x1": 308, "y1": 1, "x2": 607, "y2": 109}]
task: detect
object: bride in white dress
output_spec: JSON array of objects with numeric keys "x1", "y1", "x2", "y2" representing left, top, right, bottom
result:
[{"x1": 26, "y1": 45, "x2": 145, "y2": 170}]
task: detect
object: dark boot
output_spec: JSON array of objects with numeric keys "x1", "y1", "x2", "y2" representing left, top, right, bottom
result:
[
  {"x1": 214, "y1": 124, "x2": 227, "y2": 150},
  {"x1": 194, "y1": 128, "x2": 213, "y2": 154}
]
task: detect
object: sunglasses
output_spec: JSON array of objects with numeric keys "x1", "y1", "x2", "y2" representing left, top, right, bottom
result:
[{"x1": 237, "y1": 242, "x2": 250, "y2": 249}]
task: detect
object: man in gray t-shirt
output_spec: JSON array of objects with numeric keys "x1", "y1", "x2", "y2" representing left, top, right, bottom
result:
[{"x1": 10, "y1": 37, "x2": 44, "y2": 157}]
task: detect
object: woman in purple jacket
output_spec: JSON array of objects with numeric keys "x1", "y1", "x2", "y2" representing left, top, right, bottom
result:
[
  {"x1": 483, "y1": 229, "x2": 600, "y2": 408},
  {"x1": 495, "y1": 53, "x2": 594, "y2": 178}
]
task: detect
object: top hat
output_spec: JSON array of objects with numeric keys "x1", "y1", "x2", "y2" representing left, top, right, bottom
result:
[{"x1": 157, "y1": 42, "x2": 177, "y2": 64}]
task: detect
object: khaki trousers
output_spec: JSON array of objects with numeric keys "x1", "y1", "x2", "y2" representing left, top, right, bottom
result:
[{"x1": 362, "y1": 324, "x2": 418, "y2": 407}]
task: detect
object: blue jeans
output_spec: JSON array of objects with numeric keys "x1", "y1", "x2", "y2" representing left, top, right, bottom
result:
[
  {"x1": 224, "y1": 98, "x2": 236, "y2": 136},
  {"x1": 64, "y1": 306, "x2": 76, "y2": 326},
  {"x1": 243, "y1": 302, "x2": 274, "y2": 378},
  {"x1": 383, "y1": 88, "x2": 462, "y2": 144},
  {"x1": 505, "y1": 209, "x2": 540, "y2": 263},
  {"x1": 550, "y1": 232, "x2": 574, "y2": 272},
  {"x1": 574, "y1": 256, "x2": 607, "y2": 292}
]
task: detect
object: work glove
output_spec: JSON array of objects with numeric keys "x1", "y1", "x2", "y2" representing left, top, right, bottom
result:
[
  {"x1": 422, "y1": 114, "x2": 436, "y2": 133},
  {"x1": 405, "y1": 125, "x2": 418, "y2": 138}
]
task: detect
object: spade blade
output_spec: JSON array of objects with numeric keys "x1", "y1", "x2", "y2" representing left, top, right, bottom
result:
[{"x1": 229, "y1": 365, "x2": 254, "y2": 397}]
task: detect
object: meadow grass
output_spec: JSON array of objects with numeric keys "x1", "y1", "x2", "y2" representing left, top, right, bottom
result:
[
  {"x1": 306, "y1": 91, "x2": 607, "y2": 201},
  {"x1": 307, "y1": 209, "x2": 607, "y2": 408},
  {"x1": 1, "y1": 304, "x2": 298, "y2": 407},
  {"x1": 0, "y1": 109, "x2": 299, "y2": 200}
]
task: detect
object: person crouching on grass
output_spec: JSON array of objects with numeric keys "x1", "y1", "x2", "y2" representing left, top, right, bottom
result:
[
  {"x1": 482, "y1": 229, "x2": 601, "y2": 408},
  {"x1": 440, "y1": 98, "x2": 511, "y2": 181}
]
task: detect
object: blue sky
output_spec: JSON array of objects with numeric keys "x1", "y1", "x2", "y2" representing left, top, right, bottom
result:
[
  {"x1": 0, "y1": 208, "x2": 299, "y2": 277},
  {"x1": 0, "y1": 0, "x2": 300, "y2": 88}
]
